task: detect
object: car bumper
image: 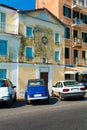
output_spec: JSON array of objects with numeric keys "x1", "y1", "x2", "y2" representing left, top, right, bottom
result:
[
  {"x1": 0, "y1": 96, "x2": 10, "y2": 102},
  {"x1": 27, "y1": 96, "x2": 49, "y2": 101},
  {"x1": 61, "y1": 92, "x2": 86, "y2": 99}
]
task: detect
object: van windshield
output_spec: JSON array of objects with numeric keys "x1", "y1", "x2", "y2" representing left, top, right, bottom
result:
[{"x1": 0, "y1": 80, "x2": 8, "y2": 87}]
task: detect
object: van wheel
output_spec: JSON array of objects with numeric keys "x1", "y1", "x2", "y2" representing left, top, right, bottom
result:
[{"x1": 13, "y1": 93, "x2": 17, "y2": 102}]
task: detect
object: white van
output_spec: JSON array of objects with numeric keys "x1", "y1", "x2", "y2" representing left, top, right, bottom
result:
[{"x1": 0, "y1": 79, "x2": 16, "y2": 107}]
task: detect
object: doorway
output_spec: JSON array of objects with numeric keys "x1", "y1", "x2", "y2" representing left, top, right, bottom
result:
[{"x1": 40, "y1": 72, "x2": 48, "y2": 89}]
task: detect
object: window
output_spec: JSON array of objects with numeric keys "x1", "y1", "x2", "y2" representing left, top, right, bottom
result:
[
  {"x1": 65, "y1": 27, "x2": 70, "y2": 39},
  {"x1": 65, "y1": 48, "x2": 69, "y2": 58},
  {"x1": 0, "y1": 12, "x2": 6, "y2": 32},
  {"x1": 0, "y1": 69, "x2": 7, "y2": 78},
  {"x1": 74, "y1": 49, "x2": 78, "y2": 58},
  {"x1": 54, "y1": 51, "x2": 60, "y2": 61},
  {"x1": 73, "y1": 30, "x2": 78, "y2": 38},
  {"x1": 26, "y1": 27, "x2": 33, "y2": 37},
  {"x1": 82, "y1": 32, "x2": 87, "y2": 43},
  {"x1": 55, "y1": 33, "x2": 60, "y2": 43},
  {"x1": 81, "y1": 14, "x2": 87, "y2": 24},
  {"x1": 63, "y1": 6, "x2": 71, "y2": 18},
  {"x1": 82, "y1": 51, "x2": 86, "y2": 59},
  {"x1": 0, "y1": 40, "x2": 8, "y2": 56},
  {"x1": 25, "y1": 47, "x2": 34, "y2": 59}
]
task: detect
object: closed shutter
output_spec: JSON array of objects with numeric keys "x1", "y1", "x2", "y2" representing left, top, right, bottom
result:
[
  {"x1": 54, "y1": 51, "x2": 59, "y2": 61},
  {"x1": 0, "y1": 69, "x2": 7, "y2": 78},
  {"x1": 0, "y1": 40, "x2": 7, "y2": 56},
  {"x1": 26, "y1": 47, "x2": 33, "y2": 58},
  {"x1": 26, "y1": 27, "x2": 32, "y2": 37}
]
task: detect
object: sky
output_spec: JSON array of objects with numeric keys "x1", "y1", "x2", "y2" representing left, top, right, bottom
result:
[{"x1": 0, "y1": 0, "x2": 36, "y2": 10}]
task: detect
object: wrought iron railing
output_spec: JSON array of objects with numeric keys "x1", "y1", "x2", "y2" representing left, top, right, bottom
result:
[
  {"x1": 72, "y1": 58, "x2": 87, "y2": 65},
  {"x1": 73, "y1": 0, "x2": 85, "y2": 7},
  {"x1": 73, "y1": 37, "x2": 82, "y2": 47},
  {"x1": 73, "y1": 18, "x2": 83, "y2": 26}
]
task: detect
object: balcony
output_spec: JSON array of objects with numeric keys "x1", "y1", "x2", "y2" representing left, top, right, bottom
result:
[
  {"x1": 73, "y1": 37, "x2": 82, "y2": 47},
  {"x1": 72, "y1": 0, "x2": 84, "y2": 10},
  {"x1": 72, "y1": 18, "x2": 83, "y2": 28},
  {"x1": 72, "y1": 58, "x2": 87, "y2": 66},
  {"x1": 0, "y1": 22, "x2": 18, "y2": 34}
]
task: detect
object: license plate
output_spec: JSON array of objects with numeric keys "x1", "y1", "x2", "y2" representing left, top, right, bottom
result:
[
  {"x1": 71, "y1": 88, "x2": 79, "y2": 92},
  {"x1": 34, "y1": 94, "x2": 41, "y2": 97}
]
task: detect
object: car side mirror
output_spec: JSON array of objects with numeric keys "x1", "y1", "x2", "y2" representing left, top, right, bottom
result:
[{"x1": 13, "y1": 86, "x2": 16, "y2": 88}]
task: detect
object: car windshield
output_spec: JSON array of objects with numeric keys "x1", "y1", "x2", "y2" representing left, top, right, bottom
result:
[
  {"x1": 63, "y1": 81, "x2": 79, "y2": 87},
  {"x1": 29, "y1": 80, "x2": 44, "y2": 86},
  {"x1": 0, "y1": 80, "x2": 8, "y2": 87}
]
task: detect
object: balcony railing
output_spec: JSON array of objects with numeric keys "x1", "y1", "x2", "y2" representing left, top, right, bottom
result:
[
  {"x1": 0, "y1": 22, "x2": 18, "y2": 34},
  {"x1": 72, "y1": 58, "x2": 87, "y2": 65},
  {"x1": 73, "y1": 37, "x2": 82, "y2": 47},
  {"x1": 72, "y1": 0, "x2": 85, "y2": 9},
  {"x1": 73, "y1": 18, "x2": 83, "y2": 27}
]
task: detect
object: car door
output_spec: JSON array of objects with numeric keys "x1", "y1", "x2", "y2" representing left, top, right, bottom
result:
[
  {"x1": 9, "y1": 81, "x2": 15, "y2": 99},
  {"x1": 55, "y1": 82, "x2": 63, "y2": 96}
]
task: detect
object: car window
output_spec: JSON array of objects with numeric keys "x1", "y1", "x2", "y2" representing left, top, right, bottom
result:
[
  {"x1": 0, "y1": 80, "x2": 8, "y2": 87},
  {"x1": 29, "y1": 80, "x2": 44, "y2": 86},
  {"x1": 57, "y1": 82, "x2": 63, "y2": 88},
  {"x1": 63, "y1": 81, "x2": 79, "y2": 87}
]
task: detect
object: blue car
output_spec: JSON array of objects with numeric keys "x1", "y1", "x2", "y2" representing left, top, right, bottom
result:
[{"x1": 25, "y1": 79, "x2": 49, "y2": 104}]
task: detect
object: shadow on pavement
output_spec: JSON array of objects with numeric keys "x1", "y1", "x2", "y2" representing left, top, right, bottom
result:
[
  {"x1": 31, "y1": 97, "x2": 58, "y2": 106},
  {"x1": 0, "y1": 97, "x2": 58, "y2": 108}
]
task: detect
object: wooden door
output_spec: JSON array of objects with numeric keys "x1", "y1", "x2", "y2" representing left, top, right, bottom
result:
[{"x1": 40, "y1": 72, "x2": 48, "y2": 89}]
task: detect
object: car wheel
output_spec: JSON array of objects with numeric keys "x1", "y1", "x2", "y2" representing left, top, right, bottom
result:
[
  {"x1": 45, "y1": 98, "x2": 49, "y2": 104},
  {"x1": 51, "y1": 90, "x2": 54, "y2": 97},
  {"x1": 59, "y1": 93, "x2": 62, "y2": 101},
  {"x1": 26, "y1": 100, "x2": 31, "y2": 105},
  {"x1": 79, "y1": 96, "x2": 84, "y2": 100}
]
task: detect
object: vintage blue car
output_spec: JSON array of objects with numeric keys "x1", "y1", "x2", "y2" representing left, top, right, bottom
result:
[{"x1": 25, "y1": 79, "x2": 49, "y2": 104}]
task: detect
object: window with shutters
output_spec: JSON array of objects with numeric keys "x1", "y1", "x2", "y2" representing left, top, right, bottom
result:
[
  {"x1": 0, "y1": 69, "x2": 7, "y2": 78},
  {"x1": 26, "y1": 26, "x2": 33, "y2": 37},
  {"x1": 82, "y1": 32, "x2": 87, "y2": 43},
  {"x1": 55, "y1": 33, "x2": 60, "y2": 43},
  {"x1": 65, "y1": 27, "x2": 70, "y2": 39},
  {"x1": 63, "y1": 6, "x2": 71, "y2": 18},
  {"x1": 54, "y1": 51, "x2": 60, "y2": 61},
  {"x1": 0, "y1": 40, "x2": 8, "y2": 56},
  {"x1": 0, "y1": 12, "x2": 6, "y2": 32},
  {"x1": 81, "y1": 14, "x2": 87, "y2": 24},
  {"x1": 25, "y1": 47, "x2": 34, "y2": 59}
]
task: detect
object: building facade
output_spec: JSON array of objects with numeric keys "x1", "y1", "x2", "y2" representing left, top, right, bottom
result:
[
  {"x1": 36, "y1": 0, "x2": 87, "y2": 82},
  {"x1": 0, "y1": 4, "x2": 65, "y2": 98}
]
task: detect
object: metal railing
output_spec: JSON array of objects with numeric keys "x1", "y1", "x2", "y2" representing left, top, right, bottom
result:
[
  {"x1": 0, "y1": 22, "x2": 18, "y2": 34},
  {"x1": 73, "y1": 37, "x2": 82, "y2": 47},
  {"x1": 73, "y1": 18, "x2": 83, "y2": 26},
  {"x1": 73, "y1": 0, "x2": 85, "y2": 7},
  {"x1": 72, "y1": 58, "x2": 87, "y2": 65}
]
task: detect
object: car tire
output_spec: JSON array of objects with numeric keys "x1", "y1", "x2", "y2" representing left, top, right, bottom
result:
[
  {"x1": 79, "y1": 96, "x2": 84, "y2": 100},
  {"x1": 45, "y1": 98, "x2": 49, "y2": 104},
  {"x1": 51, "y1": 90, "x2": 54, "y2": 97},
  {"x1": 26, "y1": 100, "x2": 31, "y2": 105},
  {"x1": 59, "y1": 93, "x2": 62, "y2": 101}
]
